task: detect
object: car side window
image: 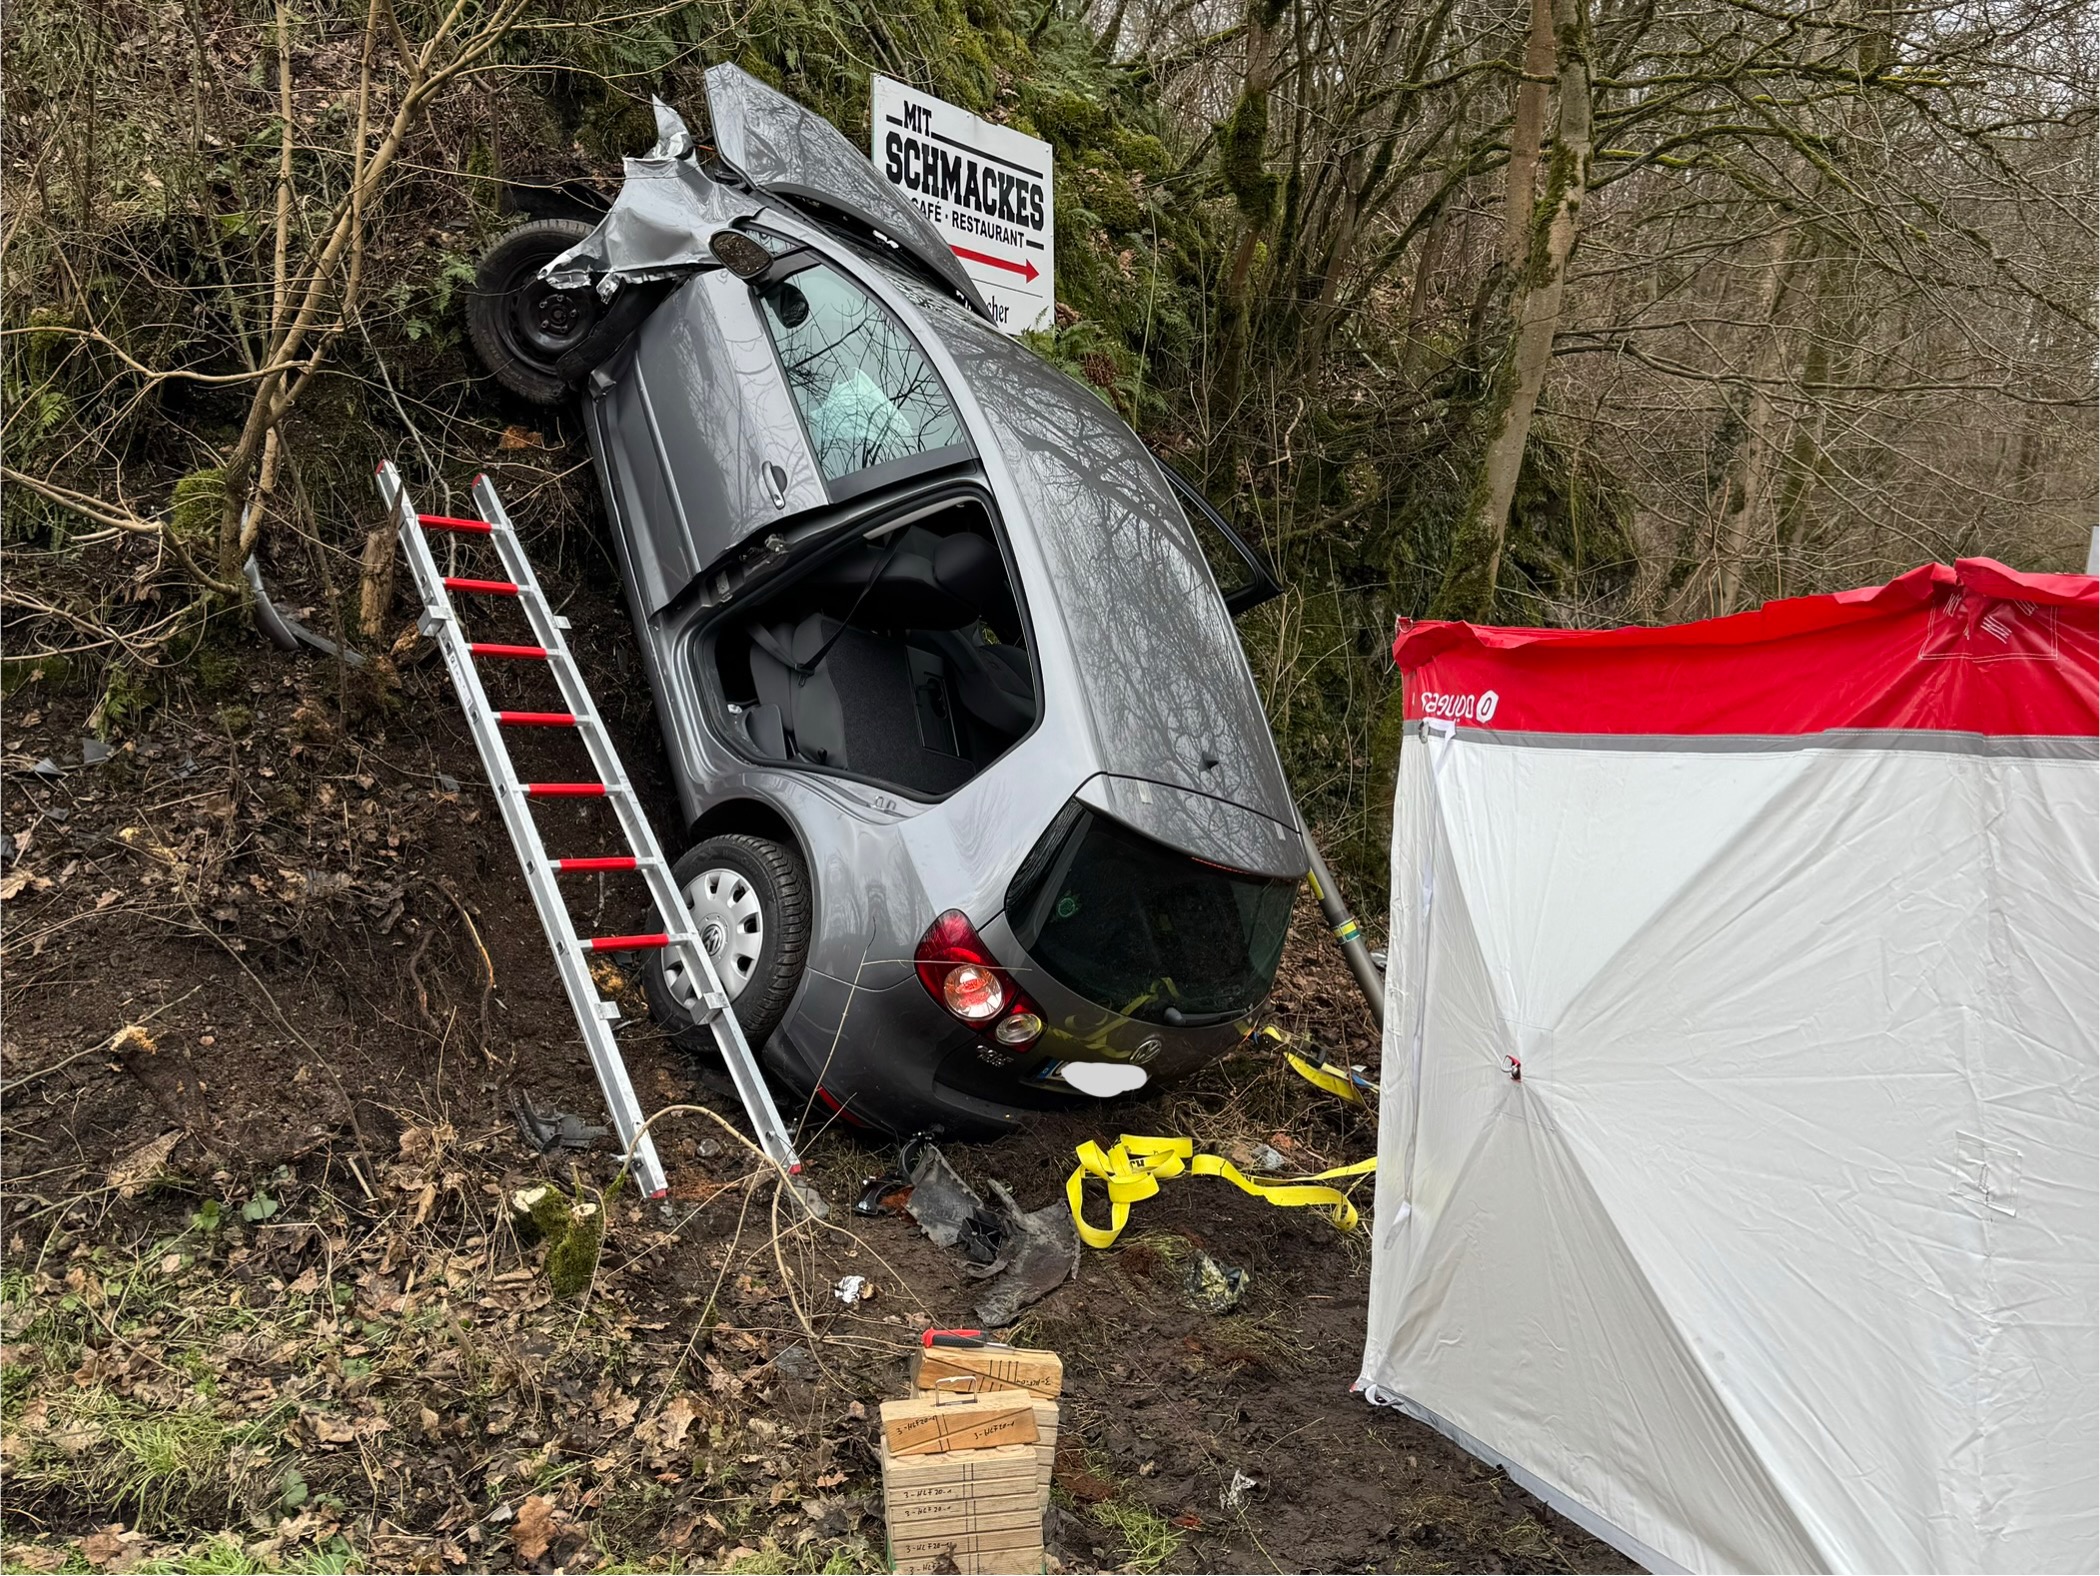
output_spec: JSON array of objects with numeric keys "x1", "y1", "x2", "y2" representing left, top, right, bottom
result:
[{"x1": 756, "y1": 263, "x2": 967, "y2": 485}]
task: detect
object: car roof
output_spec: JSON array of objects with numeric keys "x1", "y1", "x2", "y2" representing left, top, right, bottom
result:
[{"x1": 845, "y1": 250, "x2": 1302, "y2": 844}]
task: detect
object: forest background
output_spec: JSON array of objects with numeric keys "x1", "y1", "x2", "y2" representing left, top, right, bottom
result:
[{"x1": 5, "y1": 0, "x2": 2093, "y2": 898}]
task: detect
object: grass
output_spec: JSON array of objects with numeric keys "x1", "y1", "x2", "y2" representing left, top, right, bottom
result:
[
  {"x1": 130, "y1": 1537, "x2": 358, "y2": 1573},
  {"x1": 1089, "y1": 1496, "x2": 1185, "y2": 1573},
  {"x1": 720, "y1": 1539, "x2": 883, "y2": 1574}
]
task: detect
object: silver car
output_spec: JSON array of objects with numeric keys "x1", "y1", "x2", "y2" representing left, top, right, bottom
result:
[{"x1": 465, "y1": 67, "x2": 1307, "y2": 1137}]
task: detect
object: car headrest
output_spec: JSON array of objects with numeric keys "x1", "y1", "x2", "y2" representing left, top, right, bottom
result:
[{"x1": 931, "y1": 532, "x2": 1004, "y2": 614}]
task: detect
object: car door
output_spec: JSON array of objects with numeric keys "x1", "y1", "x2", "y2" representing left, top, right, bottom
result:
[
  {"x1": 599, "y1": 244, "x2": 979, "y2": 611},
  {"x1": 597, "y1": 266, "x2": 829, "y2": 612},
  {"x1": 1154, "y1": 461, "x2": 1283, "y2": 616}
]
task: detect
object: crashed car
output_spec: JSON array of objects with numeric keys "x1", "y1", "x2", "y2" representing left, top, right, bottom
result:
[{"x1": 464, "y1": 66, "x2": 1307, "y2": 1137}]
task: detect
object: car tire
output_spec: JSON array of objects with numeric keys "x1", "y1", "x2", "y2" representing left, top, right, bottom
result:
[
  {"x1": 465, "y1": 217, "x2": 600, "y2": 405},
  {"x1": 644, "y1": 833, "x2": 810, "y2": 1054}
]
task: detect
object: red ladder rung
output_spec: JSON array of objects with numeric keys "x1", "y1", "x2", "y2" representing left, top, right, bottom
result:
[
  {"x1": 468, "y1": 642, "x2": 550, "y2": 660},
  {"x1": 586, "y1": 932, "x2": 670, "y2": 951},
  {"x1": 524, "y1": 782, "x2": 606, "y2": 797},
  {"x1": 497, "y1": 710, "x2": 577, "y2": 727},
  {"x1": 419, "y1": 513, "x2": 494, "y2": 534},
  {"x1": 444, "y1": 576, "x2": 520, "y2": 596},
  {"x1": 553, "y1": 856, "x2": 638, "y2": 873}
]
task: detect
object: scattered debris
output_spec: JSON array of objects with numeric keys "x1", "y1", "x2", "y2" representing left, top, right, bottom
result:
[
  {"x1": 1248, "y1": 1142, "x2": 1290, "y2": 1173},
  {"x1": 512, "y1": 1091, "x2": 609, "y2": 1154},
  {"x1": 901, "y1": 1142, "x2": 1080, "y2": 1325},
  {"x1": 1222, "y1": 1469, "x2": 1260, "y2": 1511},
  {"x1": 972, "y1": 1182, "x2": 1080, "y2": 1329},
  {"x1": 774, "y1": 1344, "x2": 817, "y2": 1381},
  {"x1": 855, "y1": 1170, "x2": 914, "y2": 1217},
  {"x1": 79, "y1": 738, "x2": 111, "y2": 768},
  {"x1": 1185, "y1": 1252, "x2": 1250, "y2": 1314},
  {"x1": 834, "y1": 1274, "x2": 873, "y2": 1306},
  {"x1": 904, "y1": 1144, "x2": 1006, "y2": 1265},
  {"x1": 30, "y1": 757, "x2": 64, "y2": 781}
]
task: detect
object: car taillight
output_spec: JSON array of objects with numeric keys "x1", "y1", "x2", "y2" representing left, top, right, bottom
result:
[{"x1": 916, "y1": 910, "x2": 1043, "y2": 1047}]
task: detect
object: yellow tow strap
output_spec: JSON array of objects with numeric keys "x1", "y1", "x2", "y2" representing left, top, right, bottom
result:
[
  {"x1": 1064, "y1": 1034, "x2": 1377, "y2": 1249},
  {"x1": 1245, "y1": 1023, "x2": 1368, "y2": 1105}
]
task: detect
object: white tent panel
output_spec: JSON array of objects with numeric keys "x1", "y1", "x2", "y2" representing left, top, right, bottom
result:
[{"x1": 1364, "y1": 732, "x2": 2099, "y2": 1574}]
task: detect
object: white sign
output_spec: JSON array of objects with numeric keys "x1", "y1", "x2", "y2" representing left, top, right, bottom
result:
[{"x1": 871, "y1": 76, "x2": 1054, "y2": 335}]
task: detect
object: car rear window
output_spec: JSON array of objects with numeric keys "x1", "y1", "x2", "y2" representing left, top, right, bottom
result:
[
  {"x1": 1005, "y1": 804, "x2": 1295, "y2": 1024},
  {"x1": 757, "y1": 261, "x2": 967, "y2": 484}
]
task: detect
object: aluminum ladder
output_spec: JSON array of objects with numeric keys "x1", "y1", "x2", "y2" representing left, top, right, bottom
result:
[{"x1": 375, "y1": 460, "x2": 805, "y2": 1199}]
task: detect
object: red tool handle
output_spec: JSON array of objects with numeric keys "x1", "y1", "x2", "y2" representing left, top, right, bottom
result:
[{"x1": 922, "y1": 1328, "x2": 989, "y2": 1348}]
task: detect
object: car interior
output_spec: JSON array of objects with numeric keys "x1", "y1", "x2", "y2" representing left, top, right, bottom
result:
[{"x1": 710, "y1": 495, "x2": 1037, "y2": 796}]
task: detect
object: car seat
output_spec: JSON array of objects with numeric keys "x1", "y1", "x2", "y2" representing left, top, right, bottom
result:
[{"x1": 738, "y1": 528, "x2": 1035, "y2": 789}]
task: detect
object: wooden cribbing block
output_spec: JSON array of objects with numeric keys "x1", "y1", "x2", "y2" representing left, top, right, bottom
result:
[
  {"x1": 880, "y1": 1440, "x2": 1038, "y2": 1505},
  {"x1": 910, "y1": 1344, "x2": 1063, "y2": 1398},
  {"x1": 889, "y1": 1523, "x2": 1044, "y2": 1569},
  {"x1": 879, "y1": 1392, "x2": 1038, "y2": 1456},
  {"x1": 1026, "y1": 1396, "x2": 1057, "y2": 1499},
  {"x1": 881, "y1": 1441, "x2": 1045, "y2": 1574}
]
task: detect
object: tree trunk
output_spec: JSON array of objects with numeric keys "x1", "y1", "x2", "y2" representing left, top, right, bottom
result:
[
  {"x1": 1431, "y1": 0, "x2": 1592, "y2": 621},
  {"x1": 1215, "y1": 0, "x2": 1288, "y2": 424},
  {"x1": 1399, "y1": 198, "x2": 1452, "y2": 378},
  {"x1": 357, "y1": 517, "x2": 398, "y2": 642},
  {"x1": 1709, "y1": 224, "x2": 1803, "y2": 613},
  {"x1": 1501, "y1": 0, "x2": 1556, "y2": 267}
]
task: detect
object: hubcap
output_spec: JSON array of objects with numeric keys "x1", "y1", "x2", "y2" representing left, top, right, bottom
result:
[{"x1": 665, "y1": 866, "x2": 765, "y2": 1007}]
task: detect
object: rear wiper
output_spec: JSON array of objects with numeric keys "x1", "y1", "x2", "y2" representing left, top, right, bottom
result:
[{"x1": 1162, "y1": 1003, "x2": 1243, "y2": 1028}]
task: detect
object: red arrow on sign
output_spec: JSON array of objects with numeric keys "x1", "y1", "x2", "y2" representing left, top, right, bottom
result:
[{"x1": 951, "y1": 244, "x2": 1040, "y2": 284}]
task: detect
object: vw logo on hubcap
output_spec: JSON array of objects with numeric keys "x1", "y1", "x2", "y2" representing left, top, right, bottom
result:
[
  {"x1": 701, "y1": 921, "x2": 727, "y2": 957},
  {"x1": 1132, "y1": 1037, "x2": 1163, "y2": 1065}
]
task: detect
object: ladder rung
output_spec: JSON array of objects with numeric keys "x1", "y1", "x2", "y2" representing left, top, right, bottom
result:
[
  {"x1": 497, "y1": 710, "x2": 577, "y2": 727},
  {"x1": 554, "y1": 856, "x2": 638, "y2": 873},
  {"x1": 524, "y1": 782, "x2": 607, "y2": 797},
  {"x1": 469, "y1": 642, "x2": 550, "y2": 660},
  {"x1": 420, "y1": 513, "x2": 494, "y2": 534},
  {"x1": 444, "y1": 576, "x2": 520, "y2": 596},
  {"x1": 586, "y1": 932, "x2": 670, "y2": 951}
]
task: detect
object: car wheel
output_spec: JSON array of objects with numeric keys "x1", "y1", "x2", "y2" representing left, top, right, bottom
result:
[
  {"x1": 644, "y1": 833, "x2": 810, "y2": 1053},
  {"x1": 465, "y1": 217, "x2": 600, "y2": 405}
]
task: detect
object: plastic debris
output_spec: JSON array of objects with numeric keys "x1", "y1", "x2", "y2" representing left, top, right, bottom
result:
[
  {"x1": 511, "y1": 1091, "x2": 610, "y2": 1154},
  {"x1": 774, "y1": 1343, "x2": 816, "y2": 1380},
  {"x1": 854, "y1": 1171, "x2": 913, "y2": 1217},
  {"x1": 1221, "y1": 1469, "x2": 1260, "y2": 1511},
  {"x1": 835, "y1": 1273, "x2": 872, "y2": 1305},
  {"x1": 900, "y1": 1140, "x2": 1078, "y2": 1325},
  {"x1": 1185, "y1": 1252, "x2": 1250, "y2": 1314}
]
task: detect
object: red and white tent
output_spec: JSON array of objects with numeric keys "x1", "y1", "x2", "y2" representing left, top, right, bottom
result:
[{"x1": 1360, "y1": 561, "x2": 2098, "y2": 1574}]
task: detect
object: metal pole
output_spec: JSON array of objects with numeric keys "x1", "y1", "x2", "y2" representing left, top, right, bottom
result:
[{"x1": 1299, "y1": 823, "x2": 1386, "y2": 1024}]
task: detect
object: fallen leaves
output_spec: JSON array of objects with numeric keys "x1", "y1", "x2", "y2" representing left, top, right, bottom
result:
[
  {"x1": 513, "y1": 1494, "x2": 564, "y2": 1561},
  {"x1": 104, "y1": 1131, "x2": 181, "y2": 1196},
  {"x1": 0, "y1": 866, "x2": 54, "y2": 900},
  {"x1": 659, "y1": 1393, "x2": 700, "y2": 1450}
]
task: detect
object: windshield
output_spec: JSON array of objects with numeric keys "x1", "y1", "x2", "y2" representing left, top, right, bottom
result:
[
  {"x1": 757, "y1": 262, "x2": 967, "y2": 484},
  {"x1": 1006, "y1": 804, "x2": 1295, "y2": 1024}
]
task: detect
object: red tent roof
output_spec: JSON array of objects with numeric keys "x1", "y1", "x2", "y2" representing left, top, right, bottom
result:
[{"x1": 1392, "y1": 560, "x2": 2098, "y2": 739}]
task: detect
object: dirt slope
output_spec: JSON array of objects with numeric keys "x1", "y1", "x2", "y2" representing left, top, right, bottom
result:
[{"x1": 0, "y1": 464, "x2": 1630, "y2": 1574}]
